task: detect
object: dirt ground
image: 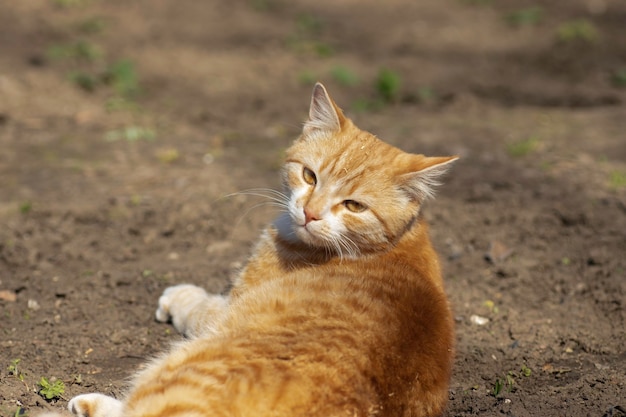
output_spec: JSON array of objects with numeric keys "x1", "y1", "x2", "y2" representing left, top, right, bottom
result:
[{"x1": 1, "y1": 1, "x2": 625, "y2": 416}]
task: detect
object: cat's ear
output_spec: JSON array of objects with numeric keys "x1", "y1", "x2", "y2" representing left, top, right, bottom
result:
[
  {"x1": 303, "y1": 83, "x2": 347, "y2": 137},
  {"x1": 398, "y1": 156, "x2": 458, "y2": 201}
]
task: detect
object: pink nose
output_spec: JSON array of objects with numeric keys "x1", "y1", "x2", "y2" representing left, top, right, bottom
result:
[{"x1": 304, "y1": 207, "x2": 320, "y2": 225}]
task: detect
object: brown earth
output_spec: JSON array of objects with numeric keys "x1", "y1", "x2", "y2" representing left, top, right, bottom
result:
[{"x1": 1, "y1": 1, "x2": 625, "y2": 416}]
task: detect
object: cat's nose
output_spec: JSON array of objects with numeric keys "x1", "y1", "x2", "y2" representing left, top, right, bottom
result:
[{"x1": 303, "y1": 207, "x2": 321, "y2": 225}]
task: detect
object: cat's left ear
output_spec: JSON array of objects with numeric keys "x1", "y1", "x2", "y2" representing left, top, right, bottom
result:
[
  {"x1": 303, "y1": 82, "x2": 347, "y2": 137},
  {"x1": 398, "y1": 155, "x2": 458, "y2": 201}
]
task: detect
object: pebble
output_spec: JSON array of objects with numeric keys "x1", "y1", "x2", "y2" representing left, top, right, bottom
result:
[
  {"x1": 0, "y1": 289, "x2": 17, "y2": 302},
  {"x1": 470, "y1": 314, "x2": 490, "y2": 326}
]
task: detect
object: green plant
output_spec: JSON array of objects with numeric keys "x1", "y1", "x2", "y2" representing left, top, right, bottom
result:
[
  {"x1": 375, "y1": 68, "x2": 401, "y2": 102},
  {"x1": 296, "y1": 13, "x2": 324, "y2": 35},
  {"x1": 482, "y1": 300, "x2": 499, "y2": 314},
  {"x1": 13, "y1": 407, "x2": 27, "y2": 417},
  {"x1": 47, "y1": 40, "x2": 103, "y2": 62},
  {"x1": 103, "y1": 60, "x2": 140, "y2": 97},
  {"x1": 287, "y1": 13, "x2": 334, "y2": 58},
  {"x1": 69, "y1": 71, "x2": 98, "y2": 92},
  {"x1": 105, "y1": 96, "x2": 141, "y2": 113},
  {"x1": 313, "y1": 42, "x2": 334, "y2": 58},
  {"x1": 156, "y1": 147, "x2": 180, "y2": 163},
  {"x1": 506, "y1": 6, "x2": 543, "y2": 27},
  {"x1": 491, "y1": 372, "x2": 515, "y2": 397},
  {"x1": 38, "y1": 376, "x2": 65, "y2": 401},
  {"x1": 492, "y1": 377, "x2": 504, "y2": 397},
  {"x1": 105, "y1": 126, "x2": 156, "y2": 142},
  {"x1": 331, "y1": 66, "x2": 359, "y2": 87},
  {"x1": 19, "y1": 202, "x2": 32, "y2": 214},
  {"x1": 297, "y1": 70, "x2": 317, "y2": 85},
  {"x1": 8, "y1": 359, "x2": 25, "y2": 381},
  {"x1": 507, "y1": 135, "x2": 540, "y2": 157},
  {"x1": 609, "y1": 170, "x2": 626, "y2": 189},
  {"x1": 54, "y1": 0, "x2": 90, "y2": 7},
  {"x1": 77, "y1": 16, "x2": 106, "y2": 34},
  {"x1": 521, "y1": 364, "x2": 532, "y2": 377},
  {"x1": 351, "y1": 98, "x2": 384, "y2": 113},
  {"x1": 556, "y1": 19, "x2": 599, "y2": 43},
  {"x1": 249, "y1": 0, "x2": 277, "y2": 11},
  {"x1": 611, "y1": 69, "x2": 626, "y2": 88},
  {"x1": 417, "y1": 86, "x2": 436, "y2": 103},
  {"x1": 460, "y1": 0, "x2": 493, "y2": 6}
]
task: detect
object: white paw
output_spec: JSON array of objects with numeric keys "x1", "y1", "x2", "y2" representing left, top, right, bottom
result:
[
  {"x1": 155, "y1": 284, "x2": 208, "y2": 324},
  {"x1": 68, "y1": 393, "x2": 122, "y2": 417}
]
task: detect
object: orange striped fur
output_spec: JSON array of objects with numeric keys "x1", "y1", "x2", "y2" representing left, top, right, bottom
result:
[{"x1": 41, "y1": 83, "x2": 457, "y2": 417}]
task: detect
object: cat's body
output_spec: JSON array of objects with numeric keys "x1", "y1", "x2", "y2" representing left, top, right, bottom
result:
[{"x1": 43, "y1": 83, "x2": 456, "y2": 417}]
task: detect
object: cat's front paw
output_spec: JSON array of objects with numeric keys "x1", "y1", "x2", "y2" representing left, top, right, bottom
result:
[
  {"x1": 156, "y1": 284, "x2": 208, "y2": 323},
  {"x1": 156, "y1": 284, "x2": 228, "y2": 337},
  {"x1": 68, "y1": 393, "x2": 123, "y2": 417}
]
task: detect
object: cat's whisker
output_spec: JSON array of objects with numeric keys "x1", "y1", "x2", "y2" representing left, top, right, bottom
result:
[
  {"x1": 230, "y1": 201, "x2": 289, "y2": 235},
  {"x1": 219, "y1": 189, "x2": 291, "y2": 235},
  {"x1": 224, "y1": 189, "x2": 290, "y2": 206},
  {"x1": 338, "y1": 235, "x2": 359, "y2": 259},
  {"x1": 325, "y1": 234, "x2": 349, "y2": 261}
]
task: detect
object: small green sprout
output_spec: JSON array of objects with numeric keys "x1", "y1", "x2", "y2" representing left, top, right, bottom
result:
[
  {"x1": 77, "y1": 17, "x2": 106, "y2": 34},
  {"x1": 69, "y1": 71, "x2": 98, "y2": 92},
  {"x1": 492, "y1": 377, "x2": 504, "y2": 397},
  {"x1": 506, "y1": 7, "x2": 543, "y2": 27},
  {"x1": 491, "y1": 371, "x2": 515, "y2": 397},
  {"x1": 38, "y1": 376, "x2": 66, "y2": 401},
  {"x1": 611, "y1": 69, "x2": 626, "y2": 88},
  {"x1": 54, "y1": 0, "x2": 90, "y2": 7},
  {"x1": 19, "y1": 202, "x2": 32, "y2": 214},
  {"x1": 556, "y1": 19, "x2": 599, "y2": 43},
  {"x1": 8, "y1": 359, "x2": 25, "y2": 381},
  {"x1": 297, "y1": 70, "x2": 317, "y2": 85},
  {"x1": 103, "y1": 60, "x2": 140, "y2": 97},
  {"x1": 105, "y1": 126, "x2": 156, "y2": 142},
  {"x1": 331, "y1": 66, "x2": 359, "y2": 87},
  {"x1": 521, "y1": 364, "x2": 532, "y2": 377},
  {"x1": 15, "y1": 407, "x2": 27, "y2": 417},
  {"x1": 375, "y1": 68, "x2": 401, "y2": 102},
  {"x1": 47, "y1": 40, "x2": 103, "y2": 62},
  {"x1": 609, "y1": 170, "x2": 626, "y2": 189},
  {"x1": 296, "y1": 13, "x2": 324, "y2": 35},
  {"x1": 507, "y1": 135, "x2": 540, "y2": 157},
  {"x1": 417, "y1": 86, "x2": 436, "y2": 103}
]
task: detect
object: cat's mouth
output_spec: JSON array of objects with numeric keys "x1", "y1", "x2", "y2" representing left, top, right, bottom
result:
[{"x1": 296, "y1": 223, "x2": 324, "y2": 245}]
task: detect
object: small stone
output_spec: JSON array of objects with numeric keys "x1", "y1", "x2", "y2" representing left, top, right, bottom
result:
[
  {"x1": 27, "y1": 299, "x2": 40, "y2": 310},
  {"x1": 0, "y1": 290, "x2": 17, "y2": 302},
  {"x1": 470, "y1": 314, "x2": 490, "y2": 326},
  {"x1": 485, "y1": 240, "x2": 513, "y2": 264}
]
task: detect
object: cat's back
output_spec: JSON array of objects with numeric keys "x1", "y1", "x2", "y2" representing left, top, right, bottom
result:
[{"x1": 220, "y1": 220, "x2": 454, "y2": 416}]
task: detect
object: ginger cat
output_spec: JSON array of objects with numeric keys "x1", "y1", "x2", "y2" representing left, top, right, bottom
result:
[{"x1": 42, "y1": 83, "x2": 457, "y2": 417}]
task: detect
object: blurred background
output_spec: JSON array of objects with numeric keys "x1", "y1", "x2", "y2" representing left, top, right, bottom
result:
[{"x1": 0, "y1": 1, "x2": 624, "y2": 416}]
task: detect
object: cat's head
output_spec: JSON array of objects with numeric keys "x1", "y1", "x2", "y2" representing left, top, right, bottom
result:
[{"x1": 275, "y1": 83, "x2": 457, "y2": 257}]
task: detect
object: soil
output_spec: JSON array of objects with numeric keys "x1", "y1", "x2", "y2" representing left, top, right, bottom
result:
[{"x1": 1, "y1": 1, "x2": 625, "y2": 416}]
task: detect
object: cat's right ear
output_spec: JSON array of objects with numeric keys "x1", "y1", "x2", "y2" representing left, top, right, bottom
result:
[{"x1": 303, "y1": 83, "x2": 346, "y2": 137}]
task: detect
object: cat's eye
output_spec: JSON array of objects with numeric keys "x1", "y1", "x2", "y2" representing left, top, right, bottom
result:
[
  {"x1": 303, "y1": 167, "x2": 317, "y2": 186},
  {"x1": 343, "y1": 200, "x2": 367, "y2": 213}
]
